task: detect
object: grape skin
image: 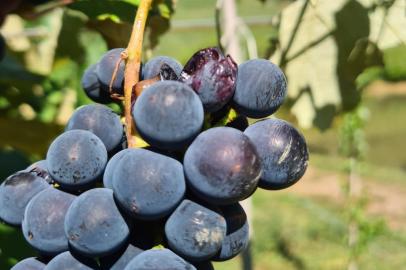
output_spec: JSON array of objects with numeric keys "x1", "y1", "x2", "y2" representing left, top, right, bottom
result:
[
  {"x1": 233, "y1": 59, "x2": 287, "y2": 118},
  {"x1": 100, "y1": 244, "x2": 143, "y2": 270},
  {"x1": 112, "y1": 148, "x2": 186, "y2": 220},
  {"x1": 81, "y1": 64, "x2": 112, "y2": 104},
  {"x1": 0, "y1": 171, "x2": 49, "y2": 226},
  {"x1": 165, "y1": 200, "x2": 227, "y2": 262},
  {"x1": 96, "y1": 48, "x2": 125, "y2": 95},
  {"x1": 46, "y1": 130, "x2": 108, "y2": 189},
  {"x1": 65, "y1": 104, "x2": 124, "y2": 153},
  {"x1": 22, "y1": 188, "x2": 75, "y2": 255},
  {"x1": 64, "y1": 188, "x2": 130, "y2": 257},
  {"x1": 183, "y1": 127, "x2": 262, "y2": 205},
  {"x1": 11, "y1": 257, "x2": 46, "y2": 270},
  {"x1": 133, "y1": 81, "x2": 204, "y2": 150},
  {"x1": 44, "y1": 251, "x2": 99, "y2": 270},
  {"x1": 244, "y1": 118, "x2": 309, "y2": 189},
  {"x1": 124, "y1": 249, "x2": 196, "y2": 270},
  {"x1": 102, "y1": 149, "x2": 131, "y2": 189},
  {"x1": 143, "y1": 56, "x2": 183, "y2": 79},
  {"x1": 180, "y1": 47, "x2": 237, "y2": 112},
  {"x1": 213, "y1": 203, "x2": 249, "y2": 261},
  {"x1": 26, "y1": 160, "x2": 54, "y2": 184}
]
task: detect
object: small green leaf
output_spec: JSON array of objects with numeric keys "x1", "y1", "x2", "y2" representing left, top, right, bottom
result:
[{"x1": 383, "y1": 44, "x2": 406, "y2": 81}]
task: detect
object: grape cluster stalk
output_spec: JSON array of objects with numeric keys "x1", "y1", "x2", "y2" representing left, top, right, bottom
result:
[{"x1": 1, "y1": 1, "x2": 309, "y2": 269}]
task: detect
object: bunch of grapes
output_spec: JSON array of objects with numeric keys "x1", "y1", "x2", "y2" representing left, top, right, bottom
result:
[{"x1": 1, "y1": 47, "x2": 309, "y2": 270}]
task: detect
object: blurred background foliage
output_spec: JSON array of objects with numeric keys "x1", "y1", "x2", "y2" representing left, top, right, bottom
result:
[{"x1": 0, "y1": 0, "x2": 405, "y2": 269}]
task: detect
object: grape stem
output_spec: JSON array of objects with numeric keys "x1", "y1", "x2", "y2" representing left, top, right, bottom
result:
[{"x1": 124, "y1": 0, "x2": 153, "y2": 148}]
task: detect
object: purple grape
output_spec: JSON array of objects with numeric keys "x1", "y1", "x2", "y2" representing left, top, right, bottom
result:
[
  {"x1": 46, "y1": 130, "x2": 108, "y2": 189},
  {"x1": 124, "y1": 249, "x2": 196, "y2": 270},
  {"x1": 96, "y1": 48, "x2": 125, "y2": 95},
  {"x1": 100, "y1": 244, "x2": 143, "y2": 270},
  {"x1": 64, "y1": 188, "x2": 130, "y2": 257},
  {"x1": 184, "y1": 127, "x2": 262, "y2": 204},
  {"x1": 65, "y1": 104, "x2": 124, "y2": 154},
  {"x1": 233, "y1": 59, "x2": 287, "y2": 118},
  {"x1": 244, "y1": 118, "x2": 308, "y2": 189},
  {"x1": 213, "y1": 203, "x2": 249, "y2": 261},
  {"x1": 26, "y1": 160, "x2": 54, "y2": 184},
  {"x1": 180, "y1": 47, "x2": 237, "y2": 112},
  {"x1": 143, "y1": 56, "x2": 183, "y2": 80},
  {"x1": 22, "y1": 188, "x2": 75, "y2": 255},
  {"x1": 81, "y1": 64, "x2": 112, "y2": 104},
  {"x1": 0, "y1": 171, "x2": 49, "y2": 226},
  {"x1": 11, "y1": 257, "x2": 45, "y2": 270},
  {"x1": 132, "y1": 81, "x2": 204, "y2": 150},
  {"x1": 112, "y1": 148, "x2": 186, "y2": 220},
  {"x1": 103, "y1": 149, "x2": 132, "y2": 189},
  {"x1": 44, "y1": 251, "x2": 98, "y2": 270},
  {"x1": 165, "y1": 200, "x2": 227, "y2": 262}
]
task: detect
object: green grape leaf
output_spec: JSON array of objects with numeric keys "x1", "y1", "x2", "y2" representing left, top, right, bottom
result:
[
  {"x1": 68, "y1": 0, "x2": 138, "y2": 23},
  {"x1": 273, "y1": 0, "x2": 404, "y2": 130},
  {"x1": 68, "y1": 0, "x2": 176, "y2": 49},
  {"x1": 88, "y1": 19, "x2": 132, "y2": 48},
  {"x1": 0, "y1": 117, "x2": 63, "y2": 156},
  {"x1": 24, "y1": 8, "x2": 64, "y2": 75}
]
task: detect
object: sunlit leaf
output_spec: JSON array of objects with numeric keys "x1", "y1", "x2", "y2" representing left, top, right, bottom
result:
[{"x1": 273, "y1": 0, "x2": 404, "y2": 130}]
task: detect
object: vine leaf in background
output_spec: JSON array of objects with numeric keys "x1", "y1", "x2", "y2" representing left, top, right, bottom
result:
[
  {"x1": 272, "y1": 0, "x2": 405, "y2": 130},
  {"x1": 68, "y1": 0, "x2": 175, "y2": 49}
]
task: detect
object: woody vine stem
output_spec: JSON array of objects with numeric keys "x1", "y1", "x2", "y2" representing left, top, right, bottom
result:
[{"x1": 123, "y1": 0, "x2": 153, "y2": 148}]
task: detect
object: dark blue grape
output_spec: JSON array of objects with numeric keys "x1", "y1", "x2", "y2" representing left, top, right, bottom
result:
[
  {"x1": 0, "y1": 171, "x2": 49, "y2": 226},
  {"x1": 46, "y1": 130, "x2": 108, "y2": 189},
  {"x1": 100, "y1": 244, "x2": 143, "y2": 270},
  {"x1": 133, "y1": 81, "x2": 204, "y2": 150},
  {"x1": 26, "y1": 160, "x2": 54, "y2": 184},
  {"x1": 65, "y1": 104, "x2": 124, "y2": 153},
  {"x1": 165, "y1": 200, "x2": 227, "y2": 262},
  {"x1": 124, "y1": 249, "x2": 196, "y2": 270},
  {"x1": 244, "y1": 118, "x2": 309, "y2": 189},
  {"x1": 213, "y1": 203, "x2": 249, "y2": 261},
  {"x1": 22, "y1": 188, "x2": 75, "y2": 255},
  {"x1": 81, "y1": 64, "x2": 112, "y2": 104},
  {"x1": 180, "y1": 47, "x2": 237, "y2": 112},
  {"x1": 11, "y1": 257, "x2": 46, "y2": 270},
  {"x1": 64, "y1": 188, "x2": 130, "y2": 257},
  {"x1": 112, "y1": 148, "x2": 185, "y2": 220},
  {"x1": 233, "y1": 59, "x2": 287, "y2": 118},
  {"x1": 184, "y1": 127, "x2": 262, "y2": 205},
  {"x1": 96, "y1": 48, "x2": 125, "y2": 95},
  {"x1": 103, "y1": 149, "x2": 131, "y2": 189},
  {"x1": 44, "y1": 251, "x2": 99, "y2": 270},
  {"x1": 143, "y1": 56, "x2": 183, "y2": 80}
]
